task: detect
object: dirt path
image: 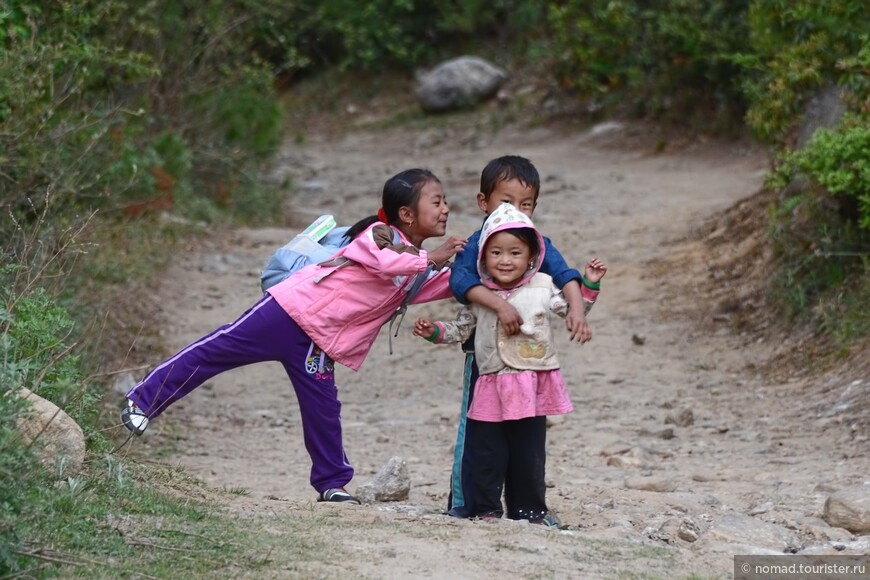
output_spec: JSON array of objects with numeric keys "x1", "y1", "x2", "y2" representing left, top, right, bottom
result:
[{"x1": 126, "y1": 120, "x2": 870, "y2": 578}]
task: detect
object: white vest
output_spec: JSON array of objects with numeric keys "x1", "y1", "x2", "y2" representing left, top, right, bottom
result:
[{"x1": 473, "y1": 273, "x2": 562, "y2": 375}]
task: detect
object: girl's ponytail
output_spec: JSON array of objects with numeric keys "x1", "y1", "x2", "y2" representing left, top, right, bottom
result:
[{"x1": 343, "y1": 215, "x2": 379, "y2": 242}]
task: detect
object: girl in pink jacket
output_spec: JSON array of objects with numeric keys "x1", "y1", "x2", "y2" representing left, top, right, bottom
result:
[{"x1": 121, "y1": 168, "x2": 466, "y2": 504}]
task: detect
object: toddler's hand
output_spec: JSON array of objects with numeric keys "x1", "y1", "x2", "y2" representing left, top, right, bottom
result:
[
  {"x1": 413, "y1": 318, "x2": 436, "y2": 340},
  {"x1": 585, "y1": 258, "x2": 607, "y2": 283}
]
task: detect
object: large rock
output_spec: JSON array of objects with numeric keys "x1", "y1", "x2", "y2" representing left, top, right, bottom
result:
[
  {"x1": 699, "y1": 514, "x2": 800, "y2": 552},
  {"x1": 415, "y1": 56, "x2": 507, "y2": 113},
  {"x1": 796, "y1": 86, "x2": 847, "y2": 150},
  {"x1": 355, "y1": 456, "x2": 410, "y2": 503},
  {"x1": 824, "y1": 485, "x2": 870, "y2": 534},
  {"x1": 16, "y1": 388, "x2": 86, "y2": 476}
]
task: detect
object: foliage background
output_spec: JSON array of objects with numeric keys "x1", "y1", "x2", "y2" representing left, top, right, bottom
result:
[{"x1": 0, "y1": 0, "x2": 867, "y2": 575}]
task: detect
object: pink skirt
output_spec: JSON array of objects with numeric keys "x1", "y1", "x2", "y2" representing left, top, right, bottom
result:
[{"x1": 467, "y1": 369, "x2": 573, "y2": 422}]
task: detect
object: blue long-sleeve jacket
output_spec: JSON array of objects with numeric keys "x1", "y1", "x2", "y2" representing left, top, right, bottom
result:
[{"x1": 449, "y1": 228, "x2": 583, "y2": 304}]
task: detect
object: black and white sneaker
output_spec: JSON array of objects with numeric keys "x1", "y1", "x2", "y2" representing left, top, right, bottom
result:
[
  {"x1": 120, "y1": 398, "x2": 149, "y2": 436},
  {"x1": 532, "y1": 512, "x2": 563, "y2": 529},
  {"x1": 318, "y1": 487, "x2": 361, "y2": 504}
]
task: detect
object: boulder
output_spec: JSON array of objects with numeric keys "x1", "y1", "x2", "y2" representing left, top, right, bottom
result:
[
  {"x1": 16, "y1": 388, "x2": 86, "y2": 476},
  {"x1": 355, "y1": 456, "x2": 410, "y2": 503},
  {"x1": 416, "y1": 56, "x2": 507, "y2": 112},
  {"x1": 824, "y1": 485, "x2": 870, "y2": 534}
]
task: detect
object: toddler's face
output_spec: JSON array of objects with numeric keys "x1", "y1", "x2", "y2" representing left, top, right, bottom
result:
[
  {"x1": 477, "y1": 179, "x2": 536, "y2": 218},
  {"x1": 483, "y1": 231, "x2": 533, "y2": 289}
]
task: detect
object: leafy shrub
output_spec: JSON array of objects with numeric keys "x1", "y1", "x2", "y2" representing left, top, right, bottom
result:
[
  {"x1": 0, "y1": 263, "x2": 98, "y2": 573},
  {"x1": 547, "y1": 0, "x2": 750, "y2": 124},
  {"x1": 742, "y1": 0, "x2": 869, "y2": 143},
  {"x1": 0, "y1": 0, "x2": 287, "y2": 249},
  {"x1": 786, "y1": 123, "x2": 870, "y2": 229},
  {"x1": 765, "y1": 120, "x2": 870, "y2": 334}
]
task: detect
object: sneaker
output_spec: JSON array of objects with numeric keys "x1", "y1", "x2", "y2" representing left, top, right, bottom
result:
[
  {"x1": 475, "y1": 511, "x2": 503, "y2": 522},
  {"x1": 531, "y1": 512, "x2": 563, "y2": 529},
  {"x1": 318, "y1": 487, "x2": 361, "y2": 504},
  {"x1": 120, "y1": 398, "x2": 149, "y2": 436},
  {"x1": 446, "y1": 507, "x2": 472, "y2": 519}
]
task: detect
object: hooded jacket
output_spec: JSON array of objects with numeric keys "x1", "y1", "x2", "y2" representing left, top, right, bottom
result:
[
  {"x1": 432, "y1": 204, "x2": 596, "y2": 374},
  {"x1": 268, "y1": 222, "x2": 452, "y2": 371}
]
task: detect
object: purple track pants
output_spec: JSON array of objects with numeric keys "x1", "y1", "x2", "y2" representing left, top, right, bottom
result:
[{"x1": 126, "y1": 294, "x2": 353, "y2": 492}]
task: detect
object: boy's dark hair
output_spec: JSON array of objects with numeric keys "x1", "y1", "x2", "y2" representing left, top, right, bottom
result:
[
  {"x1": 480, "y1": 155, "x2": 540, "y2": 200},
  {"x1": 346, "y1": 168, "x2": 440, "y2": 240},
  {"x1": 486, "y1": 227, "x2": 540, "y2": 263}
]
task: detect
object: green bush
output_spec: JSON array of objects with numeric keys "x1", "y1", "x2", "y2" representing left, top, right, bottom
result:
[
  {"x1": 0, "y1": 0, "x2": 288, "y2": 250},
  {"x1": 547, "y1": 0, "x2": 750, "y2": 124},
  {"x1": 0, "y1": 265, "x2": 98, "y2": 573},
  {"x1": 765, "y1": 120, "x2": 870, "y2": 334},
  {"x1": 787, "y1": 123, "x2": 870, "y2": 229},
  {"x1": 742, "y1": 0, "x2": 869, "y2": 143}
]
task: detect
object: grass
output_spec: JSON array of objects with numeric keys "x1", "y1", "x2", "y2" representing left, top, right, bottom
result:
[{"x1": 4, "y1": 459, "x2": 347, "y2": 578}]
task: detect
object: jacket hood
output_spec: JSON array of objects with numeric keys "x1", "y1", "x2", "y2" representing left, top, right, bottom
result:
[{"x1": 478, "y1": 203, "x2": 546, "y2": 291}]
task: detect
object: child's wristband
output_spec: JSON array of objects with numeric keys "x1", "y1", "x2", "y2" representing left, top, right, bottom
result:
[
  {"x1": 581, "y1": 276, "x2": 600, "y2": 290},
  {"x1": 425, "y1": 325, "x2": 441, "y2": 343}
]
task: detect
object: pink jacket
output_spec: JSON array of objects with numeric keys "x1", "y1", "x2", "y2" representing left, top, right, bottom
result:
[{"x1": 267, "y1": 222, "x2": 452, "y2": 370}]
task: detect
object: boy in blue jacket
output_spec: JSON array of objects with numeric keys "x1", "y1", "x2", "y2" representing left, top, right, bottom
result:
[{"x1": 446, "y1": 155, "x2": 606, "y2": 520}]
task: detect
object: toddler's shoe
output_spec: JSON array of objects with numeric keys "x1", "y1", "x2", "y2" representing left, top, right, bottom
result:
[
  {"x1": 120, "y1": 399, "x2": 149, "y2": 436},
  {"x1": 318, "y1": 487, "x2": 360, "y2": 504}
]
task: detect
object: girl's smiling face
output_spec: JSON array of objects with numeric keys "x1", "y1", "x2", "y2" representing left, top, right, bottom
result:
[
  {"x1": 483, "y1": 231, "x2": 533, "y2": 289},
  {"x1": 406, "y1": 179, "x2": 449, "y2": 242}
]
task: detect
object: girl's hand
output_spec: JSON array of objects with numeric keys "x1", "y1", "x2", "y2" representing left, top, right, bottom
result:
[
  {"x1": 427, "y1": 236, "x2": 467, "y2": 269},
  {"x1": 413, "y1": 318, "x2": 436, "y2": 339},
  {"x1": 585, "y1": 258, "x2": 607, "y2": 283},
  {"x1": 566, "y1": 310, "x2": 591, "y2": 343}
]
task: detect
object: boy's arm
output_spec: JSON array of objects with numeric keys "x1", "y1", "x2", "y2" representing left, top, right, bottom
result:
[
  {"x1": 464, "y1": 286, "x2": 521, "y2": 336},
  {"x1": 561, "y1": 280, "x2": 591, "y2": 343},
  {"x1": 540, "y1": 238, "x2": 601, "y2": 343},
  {"x1": 448, "y1": 232, "x2": 482, "y2": 305}
]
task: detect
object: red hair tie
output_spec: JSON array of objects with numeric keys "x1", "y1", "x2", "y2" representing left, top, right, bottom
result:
[{"x1": 377, "y1": 208, "x2": 388, "y2": 224}]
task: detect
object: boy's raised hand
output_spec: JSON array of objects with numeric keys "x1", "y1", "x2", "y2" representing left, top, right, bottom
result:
[
  {"x1": 585, "y1": 258, "x2": 607, "y2": 283},
  {"x1": 413, "y1": 318, "x2": 437, "y2": 340}
]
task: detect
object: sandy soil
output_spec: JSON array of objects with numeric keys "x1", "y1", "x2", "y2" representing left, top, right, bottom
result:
[{"x1": 120, "y1": 116, "x2": 870, "y2": 578}]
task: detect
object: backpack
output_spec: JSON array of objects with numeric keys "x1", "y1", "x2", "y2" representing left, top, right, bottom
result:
[
  {"x1": 260, "y1": 215, "x2": 350, "y2": 292},
  {"x1": 259, "y1": 215, "x2": 433, "y2": 353}
]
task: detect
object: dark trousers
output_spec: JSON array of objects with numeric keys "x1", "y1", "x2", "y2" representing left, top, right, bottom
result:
[
  {"x1": 446, "y1": 353, "x2": 478, "y2": 517},
  {"x1": 469, "y1": 416, "x2": 549, "y2": 521}
]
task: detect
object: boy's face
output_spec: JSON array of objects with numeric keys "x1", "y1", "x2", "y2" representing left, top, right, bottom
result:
[
  {"x1": 477, "y1": 179, "x2": 537, "y2": 218},
  {"x1": 483, "y1": 231, "x2": 533, "y2": 289}
]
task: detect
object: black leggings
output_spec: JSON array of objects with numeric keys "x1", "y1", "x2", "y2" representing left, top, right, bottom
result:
[{"x1": 469, "y1": 416, "x2": 549, "y2": 520}]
